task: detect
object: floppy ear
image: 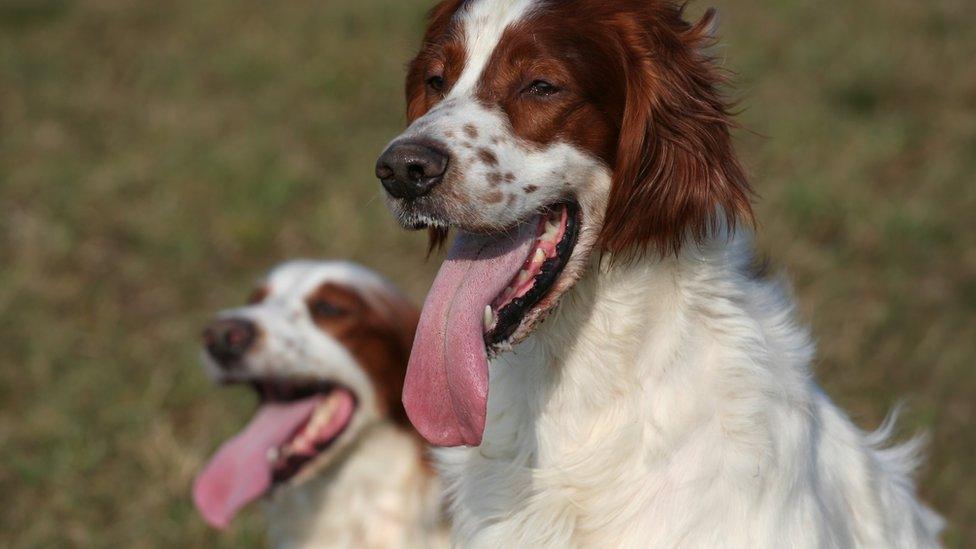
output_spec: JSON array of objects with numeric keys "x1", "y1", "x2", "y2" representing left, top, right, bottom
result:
[
  {"x1": 371, "y1": 289, "x2": 422, "y2": 426},
  {"x1": 599, "y1": 8, "x2": 753, "y2": 259}
]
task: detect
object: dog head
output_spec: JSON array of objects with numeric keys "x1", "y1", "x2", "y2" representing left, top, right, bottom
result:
[
  {"x1": 375, "y1": 0, "x2": 752, "y2": 446},
  {"x1": 193, "y1": 260, "x2": 418, "y2": 529}
]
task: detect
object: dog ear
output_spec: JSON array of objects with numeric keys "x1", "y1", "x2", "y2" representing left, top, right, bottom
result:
[{"x1": 599, "y1": 7, "x2": 753, "y2": 260}]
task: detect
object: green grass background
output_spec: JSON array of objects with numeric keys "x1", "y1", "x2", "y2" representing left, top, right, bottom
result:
[{"x1": 1, "y1": 0, "x2": 973, "y2": 546}]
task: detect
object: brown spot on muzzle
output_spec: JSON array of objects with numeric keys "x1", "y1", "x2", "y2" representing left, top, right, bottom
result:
[
  {"x1": 477, "y1": 147, "x2": 498, "y2": 166},
  {"x1": 403, "y1": 0, "x2": 753, "y2": 260}
]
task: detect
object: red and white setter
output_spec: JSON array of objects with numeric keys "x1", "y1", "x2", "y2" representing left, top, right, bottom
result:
[
  {"x1": 375, "y1": 0, "x2": 942, "y2": 546},
  {"x1": 193, "y1": 261, "x2": 447, "y2": 548}
]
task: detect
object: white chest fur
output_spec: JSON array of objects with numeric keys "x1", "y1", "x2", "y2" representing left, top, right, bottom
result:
[
  {"x1": 436, "y1": 235, "x2": 942, "y2": 548},
  {"x1": 265, "y1": 424, "x2": 448, "y2": 549}
]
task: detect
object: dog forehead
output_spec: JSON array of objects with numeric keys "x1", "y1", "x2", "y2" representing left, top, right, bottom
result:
[
  {"x1": 264, "y1": 260, "x2": 392, "y2": 303},
  {"x1": 448, "y1": 0, "x2": 539, "y2": 97}
]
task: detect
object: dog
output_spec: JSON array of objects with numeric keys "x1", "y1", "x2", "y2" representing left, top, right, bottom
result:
[
  {"x1": 193, "y1": 260, "x2": 448, "y2": 548},
  {"x1": 374, "y1": 1, "x2": 944, "y2": 546}
]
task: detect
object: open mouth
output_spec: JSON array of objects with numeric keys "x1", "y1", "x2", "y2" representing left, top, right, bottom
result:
[
  {"x1": 252, "y1": 380, "x2": 358, "y2": 485},
  {"x1": 193, "y1": 379, "x2": 357, "y2": 529},
  {"x1": 484, "y1": 203, "x2": 580, "y2": 349},
  {"x1": 403, "y1": 201, "x2": 581, "y2": 448}
]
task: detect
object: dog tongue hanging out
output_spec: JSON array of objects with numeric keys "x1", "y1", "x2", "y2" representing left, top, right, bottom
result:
[
  {"x1": 193, "y1": 261, "x2": 447, "y2": 548},
  {"x1": 375, "y1": 0, "x2": 941, "y2": 546},
  {"x1": 405, "y1": 207, "x2": 577, "y2": 446}
]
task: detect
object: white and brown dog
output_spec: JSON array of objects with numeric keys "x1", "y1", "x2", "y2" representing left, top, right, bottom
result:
[
  {"x1": 193, "y1": 261, "x2": 447, "y2": 548},
  {"x1": 375, "y1": 1, "x2": 943, "y2": 546}
]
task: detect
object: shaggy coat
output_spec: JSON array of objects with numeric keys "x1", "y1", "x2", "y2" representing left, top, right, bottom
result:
[{"x1": 377, "y1": 0, "x2": 944, "y2": 547}]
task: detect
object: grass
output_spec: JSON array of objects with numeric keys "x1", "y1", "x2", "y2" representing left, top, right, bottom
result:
[{"x1": 0, "y1": 0, "x2": 973, "y2": 546}]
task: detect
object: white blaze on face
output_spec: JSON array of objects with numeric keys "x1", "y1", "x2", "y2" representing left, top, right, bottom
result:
[
  {"x1": 450, "y1": 0, "x2": 538, "y2": 97},
  {"x1": 391, "y1": 0, "x2": 620, "y2": 448},
  {"x1": 390, "y1": 0, "x2": 607, "y2": 232},
  {"x1": 201, "y1": 260, "x2": 400, "y2": 420}
]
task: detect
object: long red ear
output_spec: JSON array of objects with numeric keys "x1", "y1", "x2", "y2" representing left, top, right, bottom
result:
[
  {"x1": 371, "y1": 289, "x2": 421, "y2": 428},
  {"x1": 599, "y1": 7, "x2": 753, "y2": 259}
]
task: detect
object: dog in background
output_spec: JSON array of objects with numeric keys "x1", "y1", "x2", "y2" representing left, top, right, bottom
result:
[
  {"x1": 375, "y1": 0, "x2": 943, "y2": 546},
  {"x1": 193, "y1": 260, "x2": 447, "y2": 548}
]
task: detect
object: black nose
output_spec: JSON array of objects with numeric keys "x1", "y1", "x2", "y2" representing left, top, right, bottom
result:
[
  {"x1": 203, "y1": 318, "x2": 257, "y2": 368},
  {"x1": 375, "y1": 140, "x2": 449, "y2": 200}
]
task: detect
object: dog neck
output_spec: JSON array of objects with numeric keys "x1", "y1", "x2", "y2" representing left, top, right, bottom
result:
[
  {"x1": 484, "y1": 230, "x2": 811, "y2": 448},
  {"x1": 264, "y1": 422, "x2": 447, "y2": 549},
  {"x1": 445, "y1": 232, "x2": 822, "y2": 544}
]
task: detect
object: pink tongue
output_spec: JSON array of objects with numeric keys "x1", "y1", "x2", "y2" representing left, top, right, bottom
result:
[
  {"x1": 404, "y1": 219, "x2": 539, "y2": 447},
  {"x1": 192, "y1": 396, "x2": 323, "y2": 529}
]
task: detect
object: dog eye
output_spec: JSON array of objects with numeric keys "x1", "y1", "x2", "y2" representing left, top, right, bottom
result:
[
  {"x1": 426, "y1": 75, "x2": 445, "y2": 93},
  {"x1": 308, "y1": 299, "x2": 346, "y2": 319},
  {"x1": 524, "y1": 80, "x2": 559, "y2": 97}
]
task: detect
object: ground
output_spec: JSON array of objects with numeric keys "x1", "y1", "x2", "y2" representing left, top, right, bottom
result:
[{"x1": 0, "y1": 0, "x2": 973, "y2": 546}]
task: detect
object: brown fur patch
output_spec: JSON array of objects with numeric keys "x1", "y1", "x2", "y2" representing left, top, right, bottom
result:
[
  {"x1": 464, "y1": 124, "x2": 479, "y2": 139},
  {"x1": 405, "y1": 0, "x2": 467, "y2": 122},
  {"x1": 305, "y1": 283, "x2": 419, "y2": 428},
  {"x1": 477, "y1": 147, "x2": 498, "y2": 166},
  {"x1": 428, "y1": 227, "x2": 449, "y2": 254},
  {"x1": 484, "y1": 190, "x2": 504, "y2": 204},
  {"x1": 410, "y1": 1, "x2": 752, "y2": 259},
  {"x1": 522, "y1": 185, "x2": 538, "y2": 193},
  {"x1": 247, "y1": 286, "x2": 269, "y2": 305}
]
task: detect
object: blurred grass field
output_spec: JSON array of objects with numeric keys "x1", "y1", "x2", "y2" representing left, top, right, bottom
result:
[{"x1": 0, "y1": 0, "x2": 973, "y2": 546}]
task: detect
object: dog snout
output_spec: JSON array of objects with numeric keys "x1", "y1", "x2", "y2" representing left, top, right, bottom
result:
[
  {"x1": 375, "y1": 140, "x2": 449, "y2": 200},
  {"x1": 203, "y1": 318, "x2": 257, "y2": 368}
]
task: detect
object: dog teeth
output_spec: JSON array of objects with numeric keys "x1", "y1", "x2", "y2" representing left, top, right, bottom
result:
[
  {"x1": 533, "y1": 248, "x2": 547, "y2": 265},
  {"x1": 517, "y1": 269, "x2": 532, "y2": 286},
  {"x1": 307, "y1": 397, "x2": 338, "y2": 433},
  {"x1": 541, "y1": 220, "x2": 560, "y2": 242},
  {"x1": 484, "y1": 305, "x2": 494, "y2": 330},
  {"x1": 267, "y1": 447, "x2": 280, "y2": 463}
]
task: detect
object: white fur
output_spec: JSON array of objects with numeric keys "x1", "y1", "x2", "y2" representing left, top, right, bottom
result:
[
  {"x1": 383, "y1": 0, "x2": 599, "y2": 233},
  {"x1": 438, "y1": 234, "x2": 943, "y2": 547},
  {"x1": 266, "y1": 423, "x2": 447, "y2": 549},
  {"x1": 452, "y1": 0, "x2": 537, "y2": 96},
  {"x1": 204, "y1": 261, "x2": 448, "y2": 548},
  {"x1": 396, "y1": 1, "x2": 945, "y2": 546}
]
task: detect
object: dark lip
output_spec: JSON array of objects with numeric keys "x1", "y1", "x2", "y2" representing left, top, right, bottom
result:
[
  {"x1": 248, "y1": 377, "x2": 337, "y2": 403},
  {"x1": 484, "y1": 201, "x2": 581, "y2": 349}
]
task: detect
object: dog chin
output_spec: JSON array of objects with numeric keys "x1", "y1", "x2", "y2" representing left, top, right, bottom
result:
[{"x1": 384, "y1": 198, "x2": 448, "y2": 231}]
